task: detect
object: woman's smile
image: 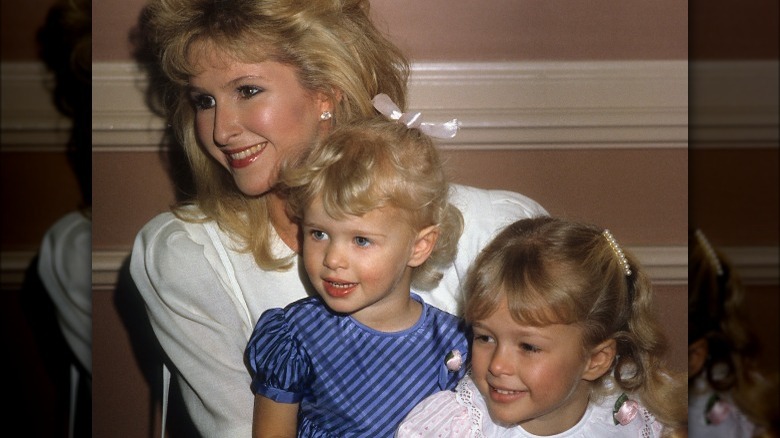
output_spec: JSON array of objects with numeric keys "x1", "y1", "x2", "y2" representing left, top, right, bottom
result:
[{"x1": 224, "y1": 142, "x2": 267, "y2": 168}]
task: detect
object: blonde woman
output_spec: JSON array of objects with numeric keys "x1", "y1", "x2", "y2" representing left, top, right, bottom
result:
[{"x1": 130, "y1": 1, "x2": 546, "y2": 435}]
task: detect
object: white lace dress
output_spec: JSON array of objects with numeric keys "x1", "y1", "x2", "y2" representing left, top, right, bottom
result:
[
  {"x1": 688, "y1": 375, "x2": 758, "y2": 438},
  {"x1": 396, "y1": 375, "x2": 664, "y2": 438}
]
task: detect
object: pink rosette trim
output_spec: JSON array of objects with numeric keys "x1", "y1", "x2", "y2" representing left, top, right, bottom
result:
[
  {"x1": 445, "y1": 350, "x2": 462, "y2": 372},
  {"x1": 613, "y1": 393, "x2": 640, "y2": 426},
  {"x1": 614, "y1": 400, "x2": 640, "y2": 425},
  {"x1": 706, "y1": 396, "x2": 732, "y2": 425}
]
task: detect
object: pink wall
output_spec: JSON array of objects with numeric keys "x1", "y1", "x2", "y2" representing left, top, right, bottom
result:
[
  {"x1": 4, "y1": 0, "x2": 780, "y2": 436},
  {"x1": 0, "y1": 0, "x2": 58, "y2": 60},
  {"x1": 91, "y1": 0, "x2": 688, "y2": 62},
  {"x1": 86, "y1": 2, "x2": 693, "y2": 435}
]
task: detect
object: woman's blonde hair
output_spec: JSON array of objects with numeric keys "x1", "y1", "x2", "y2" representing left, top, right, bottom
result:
[
  {"x1": 281, "y1": 117, "x2": 463, "y2": 291},
  {"x1": 463, "y1": 217, "x2": 687, "y2": 432},
  {"x1": 144, "y1": 0, "x2": 410, "y2": 270}
]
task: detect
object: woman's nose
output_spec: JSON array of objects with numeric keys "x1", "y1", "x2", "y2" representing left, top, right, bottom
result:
[{"x1": 212, "y1": 104, "x2": 241, "y2": 147}]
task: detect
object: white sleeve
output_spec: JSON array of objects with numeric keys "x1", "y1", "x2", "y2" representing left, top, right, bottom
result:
[
  {"x1": 421, "y1": 185, "x2": 548, "y2": 315},
  {"x1": 129, "y1": 212, "x2": 254, "y2": 437},
  {"x1": 455, "y1": 184, "x2": 548, "y2": 275},
  {"x1": 396, "y1": 389, "x2": 470, "y2": 437},
  {"x1": 37, "y1": 211, "x2": 92, "y2": 374}
]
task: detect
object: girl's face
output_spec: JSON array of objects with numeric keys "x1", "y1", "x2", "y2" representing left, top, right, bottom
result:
[
  {"x1": 188, "y1": 45, "x2": 331, "y2": 196},
  {"x1": 302, "y1": 198, "x2": 428, "y2": 330},
  {"x1": 470, "y1": 300, "x2": 594, "y2": 436}
]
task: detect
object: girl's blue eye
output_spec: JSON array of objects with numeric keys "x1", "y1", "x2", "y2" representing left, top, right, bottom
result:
[
  {"x1": 191, "y1": 94, "x2": 216, "y2": 110},
  {"x1": 238, "y1": 85, "x2": 261, "y2": 99},
  {"x1": 354, "y1": 236, "x2": 371, "y2": 247},
  {"x1": 310, "y1": 230, "x2": 327, "y2": 241}
]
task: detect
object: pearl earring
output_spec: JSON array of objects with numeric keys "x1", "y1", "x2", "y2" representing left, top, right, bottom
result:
[{"x1": 320, "y1": 111, "x2": 332, "y2": 121}]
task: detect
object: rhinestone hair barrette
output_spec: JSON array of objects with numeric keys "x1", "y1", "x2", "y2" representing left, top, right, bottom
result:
[
  {"x1": 372, "y1": 93, "x2": 460, "y2": 139},
  {"x1": 695, "y1": 229, "x2": 723, "y2": 276},
  {"x1": 603, "y1": 229, "x2": 632, "y2": 277}
]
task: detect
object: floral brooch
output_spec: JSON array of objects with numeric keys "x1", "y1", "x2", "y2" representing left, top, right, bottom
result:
[
  {"x1": 444, "y1": 350, "x2": 463, "y2": 372},
  {"x1": 613, "y1": 393, "x2": 640, "y2": 425}
]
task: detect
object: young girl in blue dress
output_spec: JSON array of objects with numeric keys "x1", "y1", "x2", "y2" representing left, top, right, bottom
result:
[
  {"x1": 245, "y1": 107, "x2": 469, "y2": 437},
  {"x1": 397, "y1": 217, "x2": 688, "y2": 437}
]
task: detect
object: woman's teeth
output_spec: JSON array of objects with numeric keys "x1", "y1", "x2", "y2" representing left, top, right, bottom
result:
[{"x1": 229, "y1": 143, "x2": 264, "y2": 160}]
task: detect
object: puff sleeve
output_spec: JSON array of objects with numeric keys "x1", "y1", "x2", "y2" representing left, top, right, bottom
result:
[
  {"x1": 247, "y1": 307, "x2": 312, "y2": 404},
  {"x1": 396, "y1": 388, "x2": 471, "y2": 437}
]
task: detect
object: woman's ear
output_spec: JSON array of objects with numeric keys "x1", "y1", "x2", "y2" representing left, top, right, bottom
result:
[
  {"x1": 583, "y1": 338, "x2": 617, "y2": 381},
  {"x1": 688, "y1": 337, "x2": 708, "y2": 378},
  {"x1": 317, "y1": 89, "x2": 342, "y2": 114},
  {"x1": 408, "y1": 225, "x2": 439, "y2": 268}
]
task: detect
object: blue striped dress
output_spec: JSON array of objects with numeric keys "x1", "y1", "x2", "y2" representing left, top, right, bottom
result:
[{"x1": 246, "y1": 293, "x2": 469, "y2": 437}]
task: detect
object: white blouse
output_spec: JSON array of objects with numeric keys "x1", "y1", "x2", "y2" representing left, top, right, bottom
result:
[
  {"x1": 130, "y1": 184, "x2": 547, "y2": 437},
  {"x1": 397, "y1": 376, "x2": 664, "y2": 438},
  {"x1": 38, "y1": 211, "x2": 92, "y2": 374}
]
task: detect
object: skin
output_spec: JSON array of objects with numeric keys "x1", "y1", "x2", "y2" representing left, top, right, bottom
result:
[
  {"x1": 302, "y1": 198, "x2": 438, "y2": 331},
  {"x1": 470, "y1": 299, "x2": 615, "y2": 435},
  {"x1": 253, "y1": 395, "x2": 298, "y2": 438},
  {"x1": 688, "y1": 337, "x2": 708, "y2": 377},
  {"x1": 253, "y1": 199, "x2": 439, "y2": 437},
  {"x1": 187, "y1": 42, "x2": 333, "y2": 249}
]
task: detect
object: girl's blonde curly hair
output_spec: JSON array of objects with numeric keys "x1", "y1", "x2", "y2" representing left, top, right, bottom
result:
[{"x1": 281, "y1": 117, "x2": 463, "y2": 291}]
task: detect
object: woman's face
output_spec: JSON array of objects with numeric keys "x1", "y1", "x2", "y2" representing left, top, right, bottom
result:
[{"x1": 187, "y1": 45, "x2": 331, "y2": 196}]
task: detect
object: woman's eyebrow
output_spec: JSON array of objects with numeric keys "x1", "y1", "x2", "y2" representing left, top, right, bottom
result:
[{"x1": 187, "y1": 74, "x2": 268, "y2": 94}]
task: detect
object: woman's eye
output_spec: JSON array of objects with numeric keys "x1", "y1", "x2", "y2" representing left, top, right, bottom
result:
[
  {"x1": 191, "y1": 94, "x2": 216, "y2": 110},
  {"x1": 354, "y1": 236, "x2": 371, "y2": 247},
  {"x1": 237, "y1": 85, "x2": 262, "y2": 99}
]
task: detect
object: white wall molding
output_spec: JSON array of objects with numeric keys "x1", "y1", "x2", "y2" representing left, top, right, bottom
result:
[
  {"x1": 87, "y1": 60, "x2": 689, "y2": 151},
  {"x1": 720, "y1": 247, "x2": 780, "y2": 286},
  {"x1": 0, "y1": 250, "x2": 37, "y2": 287},
  {"x1": 92, "y1": 246, "x2": 774, "y2": 288},
  {"x1": 7, "y1": 60, "x2": 778, "y2": 151},
  {"x1": 0, "y1": 246, "x2": 780, "y2": 289},
  {"x1": 690, "y1": 60, "x2": 779, "y2": 147},
  {"x1": 4, "y1": 246, "x2": 777, "y2": 289},
  {"x1": 0, "y1": 245, "x2": 735, "y2": 290},
  {"x1": 0, "y1": 62, "x2": 71, "y2": 150}
]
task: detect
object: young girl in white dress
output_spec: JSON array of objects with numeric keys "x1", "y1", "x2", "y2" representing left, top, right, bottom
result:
[
  {"x1": 688, "y1": 229, "x2": 778, "y2": 438},
  {"x1": 397, "y1": 217, "x2": 687, "y2": 437}
]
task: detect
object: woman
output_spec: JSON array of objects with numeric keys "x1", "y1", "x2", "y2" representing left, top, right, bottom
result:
[{"x1": 130, "y1": 0, "x2": 547, "y2": 436}]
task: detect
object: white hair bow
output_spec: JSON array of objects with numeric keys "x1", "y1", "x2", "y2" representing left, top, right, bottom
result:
[{"x1": 372, "y1": 93, "x2": 460, "y2": 139}]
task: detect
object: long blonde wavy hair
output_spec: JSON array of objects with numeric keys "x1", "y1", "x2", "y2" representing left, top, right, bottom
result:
[{"x1": 144, "y1": 0, "x2": 410, "y2": 270}]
